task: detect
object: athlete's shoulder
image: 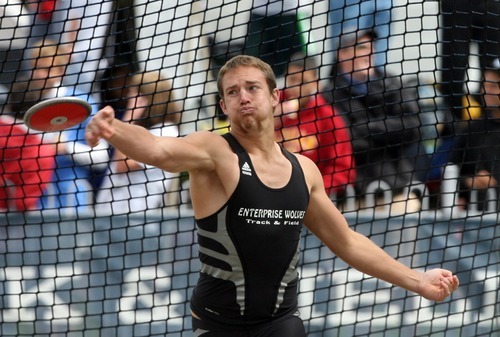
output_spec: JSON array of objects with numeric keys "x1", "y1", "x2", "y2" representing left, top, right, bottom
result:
[
  {"x1": 184, "y1": 130, "x2": 227, "y2": 144},
  {"x1": 293, "y1": 152, "x2": 316, "y2": 168},
  {"x1": 183, "y1": 130, "x2": 234, "y2": 158},
  {"x1": 293, "y1": 152, "x2": 323, "y2": 188}
]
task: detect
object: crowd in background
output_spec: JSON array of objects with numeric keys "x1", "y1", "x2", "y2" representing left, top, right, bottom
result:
[{"x1": 0, "y1": 0, "x2": 499, "y2": 215}]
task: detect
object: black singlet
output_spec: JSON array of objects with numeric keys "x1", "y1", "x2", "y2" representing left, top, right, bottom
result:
[{"x1": 190, "y1": 133, "x2": 310, "y2": 330}]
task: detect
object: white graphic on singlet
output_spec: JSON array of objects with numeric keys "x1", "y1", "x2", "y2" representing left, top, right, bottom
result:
[
  {"x1": 237, "y1": 207, "x2": 305, "y2": 226},
  {"x1": 242, "y1": 162, "x2": 252, "y2": 176}
]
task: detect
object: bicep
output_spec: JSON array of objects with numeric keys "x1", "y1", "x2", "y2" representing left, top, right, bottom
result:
[
  {"x1": 153, "y1": 132, "x2": 220, "y2": 174},
  {"x1": 299, "y1": 155, "x2": 355, "y2": 253},
  {"x1": 304, "y1": 188, "x2": 354, "y2": 256}
]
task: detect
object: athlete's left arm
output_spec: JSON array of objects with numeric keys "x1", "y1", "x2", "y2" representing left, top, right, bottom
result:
[{"x1": 297, "y1": 155, "x2": 459, "y2": 302}]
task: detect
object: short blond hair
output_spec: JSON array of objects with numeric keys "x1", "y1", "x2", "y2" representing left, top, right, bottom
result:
[{"x1": 217, "y1": 55, "x2": 277, "y2": 98}]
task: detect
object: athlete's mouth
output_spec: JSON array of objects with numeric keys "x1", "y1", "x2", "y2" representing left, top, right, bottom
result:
[{"x1": 240, "y1": 106, "x2": 255, "y2": 114}]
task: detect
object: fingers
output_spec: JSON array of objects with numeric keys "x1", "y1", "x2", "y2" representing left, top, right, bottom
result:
[
  {"x1": 421, "y1": 269, "x2": 460, "y2": 302},
  {"x1": 438, "y1": 273, "x2": 460, "y2": 300},
  {"x1": 451, "y1": 275, "x2": 460, "y2": 291},
  {"x1": 439, "y1": 280, "x2": 451, "y2": 299},
  {"x1": 85, "y1": 129, "x2": 100, "y2": 148},
  {"x1": 85, "y1": 106, "x2": 116, "y2": 147},
  {"x1": 442, "y1": 273, "x2": 459, "y2": 291}
]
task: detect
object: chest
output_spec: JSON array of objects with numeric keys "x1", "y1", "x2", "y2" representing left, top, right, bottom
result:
[
  {"x1": 249, "y1": 156, "x2": 293, "y2": 189},
  {"x1": 231, "y1": 154, "x2": 309, "y2": 217}
]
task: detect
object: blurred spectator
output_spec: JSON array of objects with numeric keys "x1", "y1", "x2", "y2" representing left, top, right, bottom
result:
[
  {"x1": 67, "y1": 0, "x2": 135, "y2": 94},
  {"x1": 244, "y1": 0, "x2": 304, "y2": 77},
  {"x1": 438, "y1": 0, "x2": 500, "y2": 124},
  {"x1": 430, "y1": 1, "x2": 500, "y2": 186},
  {"x1": 0, "y1": 1, "x2": 33, "y2": 87},
  {"x1": 329, "y1": 0, "x2": 393, "y2": 68},
  {"x1": 95, "y1": 71, "x2": 181, "y2": 215},
  {"x1": 0, "y1": 115, "x2": 55, "y2": 211},
  {"x1": 448, "y1": 65, "x2": 500, "y2": 210},
  {"x1": 24, "y1": 0, "x2": 58, "y2": 43},
  {"x1": 11, "y1": 38, "x2": 107, "y2": 210},
  {"x1": 275, "y1": 52, "x2": 356, "y2": 199},
  {"x1": 98, "y1": 63, "x2": 138, "y2": 120},
  {"x1": 94, "y1": 0, "x2": 141, "y2": 146},
  {"x1": 90, "y1": 63, "x2": 140, "y2": 191},
  {"x1": 324, "y1": 29, "x2": 427, "y2": 214},
  {"x1": 19, "y1": 1, "x2": 115, "y2": 94},
  {"x1": 0, "y1": 0, "x2": 32, "y2": 49}
]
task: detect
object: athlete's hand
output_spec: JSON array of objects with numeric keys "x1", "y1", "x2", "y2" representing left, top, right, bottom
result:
[
  {"x1": 416, "y1": 269, "x2": 459, "y2": 302},
  {"x1": 85, "y1": 106, "x2": 116, "y2": 147}
]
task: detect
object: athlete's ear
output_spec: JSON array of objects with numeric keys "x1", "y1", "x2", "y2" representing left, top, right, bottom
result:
[
  {"x1": 219, "y1": 97, "x2": 228, "y2": 115},
  {"x1": 271, "y1": 88, "x2": 280, "y2": 108}
]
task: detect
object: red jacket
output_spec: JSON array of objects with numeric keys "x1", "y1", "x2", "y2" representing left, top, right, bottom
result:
[
  {"x1": 37, "y1": 0, "x2": 57, "y2": 21},
  {"x1": 276, "y1": 94, "x2": 356, "y2": 194},
  {"x1": 0, "y1": 117, "x2": 56, "y2": 211}
]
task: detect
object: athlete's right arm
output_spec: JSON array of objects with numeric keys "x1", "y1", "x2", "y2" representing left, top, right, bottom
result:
[{"x1": 85, "y1": 106, "x2": 220, "y2": 174}]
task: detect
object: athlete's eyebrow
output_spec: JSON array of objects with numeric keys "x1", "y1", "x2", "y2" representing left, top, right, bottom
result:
[
  {"x1": 224, "y1": 84, "x2": 238, "y2": 95},
  {"x1": 245, "y1": 80, "x2": 261, "y2": 87},
  {"x1": 224, "y1": 80, "x2": 262, "y2": 93}
]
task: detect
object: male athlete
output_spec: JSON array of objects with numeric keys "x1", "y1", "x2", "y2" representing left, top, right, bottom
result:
[{"x1": 86, "y1": 55, "x2": 459, "y2": 336}]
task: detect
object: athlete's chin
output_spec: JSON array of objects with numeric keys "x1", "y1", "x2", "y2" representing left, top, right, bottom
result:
[{"x1": 240, "y1": 118, "x2": 263, "y2": 133}]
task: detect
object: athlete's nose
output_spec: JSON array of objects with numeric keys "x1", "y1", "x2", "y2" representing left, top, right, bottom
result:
[{"x1": 239, "y1": 88, "x2": 251, "y2": 103}]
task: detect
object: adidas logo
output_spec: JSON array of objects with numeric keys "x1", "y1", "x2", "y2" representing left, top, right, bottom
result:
[{"x1": 242, "y1": 162, "x2": 252, "y2": 176}]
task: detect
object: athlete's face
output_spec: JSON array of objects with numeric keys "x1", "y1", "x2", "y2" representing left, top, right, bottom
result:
[
  {"x1": 219, "y1": 66, "x2": 279, "y2": 132},
  {"x1": 337, "y1": 35, "x2": 375, "y2": 83}
]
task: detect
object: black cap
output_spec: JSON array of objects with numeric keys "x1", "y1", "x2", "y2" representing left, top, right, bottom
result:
[{"x1": 339, "y1": 29, "x2": 378, "y2": 49}]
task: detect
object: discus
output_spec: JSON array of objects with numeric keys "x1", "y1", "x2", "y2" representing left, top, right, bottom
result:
[{"x1": 23, "y1": 97, "x2": 92, "y2": 132}]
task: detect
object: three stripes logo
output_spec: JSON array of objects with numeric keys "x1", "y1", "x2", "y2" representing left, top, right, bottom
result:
[{"x1": 242, "y1": 162, "x2": 252, "y2": 176}]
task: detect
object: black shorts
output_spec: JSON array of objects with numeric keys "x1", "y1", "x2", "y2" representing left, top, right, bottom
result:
[{"x1": 191, "y1": 313, "x2": 306, "y2": 337}]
